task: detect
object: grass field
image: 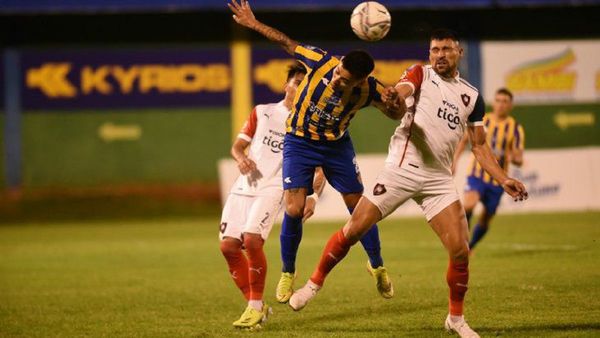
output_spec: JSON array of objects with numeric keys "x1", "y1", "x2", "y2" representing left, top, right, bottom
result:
[{"x1": 1, "y1": 212, "x2": 599, "y2": 337}]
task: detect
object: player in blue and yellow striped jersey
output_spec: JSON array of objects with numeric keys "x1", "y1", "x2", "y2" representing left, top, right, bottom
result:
[
  {"x1": 228, "y1": 0, "x2": 405, "y2": 304},
  {"x1": 453, "y1": 88, "x2": 525, "y2": 251}
]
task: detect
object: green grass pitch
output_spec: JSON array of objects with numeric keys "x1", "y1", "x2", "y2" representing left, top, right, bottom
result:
[{"x1": 1, "y1": 212, "x2": 599, "y2": 337}]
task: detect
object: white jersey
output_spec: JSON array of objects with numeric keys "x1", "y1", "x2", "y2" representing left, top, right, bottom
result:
[
  {"x1": 230, "y1": 101, "x2": 289, "y2": 196},
  {"x1": 386, "y1": 65, "x2": 485, "y2": 176}
]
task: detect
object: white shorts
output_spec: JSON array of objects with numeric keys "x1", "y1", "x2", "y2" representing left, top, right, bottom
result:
[
  {"x1": 219, "y1": 193, "x2": 284, "y2": 241},
  {"x1": 364, "y1": 164, "x2": 459, "y2": 222}
]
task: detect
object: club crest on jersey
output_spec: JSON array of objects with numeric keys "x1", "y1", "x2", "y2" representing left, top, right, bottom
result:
[
  {"x1": 326, "y1": 95, "x2": 341, "y2": 105},
  {"x1": 373, "y1": 183, "x2": 387, "y2": 196},
  {"x1": 461, "y1": 94, "x2": 471, "y2": 106}
]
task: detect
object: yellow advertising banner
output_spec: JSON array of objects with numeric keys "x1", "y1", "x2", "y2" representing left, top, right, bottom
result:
[{"x1": 482, "y1": 40, "x2": 600, "y2": 104}]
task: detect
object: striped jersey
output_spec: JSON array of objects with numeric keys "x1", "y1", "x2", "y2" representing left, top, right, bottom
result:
[
  {"x1": 467, "y1": 114, "x2": 525, "y2": 185},
  {"x1": 287, "y1": 44, "x2": 385, "y2": 141}
]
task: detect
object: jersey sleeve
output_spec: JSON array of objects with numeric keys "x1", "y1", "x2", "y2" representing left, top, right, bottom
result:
[
  {"x1": 397, "y1": 64, "x2": 424, "y2": 95},
  {"x1": 366, "y1": 77, "x2": 384, "y2": 107},
  {"x1": 294, "y1": 44, "x2": 327, "y2": 71},
  {"x1": 238, "y1": 107, "x2": 258, "y2": 142},
  {"x1": 468, "y1": 94, "x2": 485, "y2": 126},
  {"x1": 514, "y1": 123, "x2": 525, "y2": 150}
]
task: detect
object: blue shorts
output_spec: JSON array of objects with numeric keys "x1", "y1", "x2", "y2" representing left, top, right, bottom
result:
[
  {"x1": 282, "y1": 133, "x2": 363, "y2": 195},
  {"x1": 465, "y1": 176, "x2": 504, "y2": 215}
]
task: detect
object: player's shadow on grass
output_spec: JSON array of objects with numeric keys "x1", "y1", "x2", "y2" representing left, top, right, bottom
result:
[
  {"x1": 267, "y1": 301, "x2": 440, "y2": 332},
  {"x1": 476, "y1": 322, "x2": 600, "y2": 335}
]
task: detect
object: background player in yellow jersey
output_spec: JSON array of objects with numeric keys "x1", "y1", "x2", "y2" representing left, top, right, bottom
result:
[
  {"x1": 228, "y1": 0, "x2": 405, "y2": 303},
  {"x1": 453, "y1": 88, "x2": 525, "y2": 251}
]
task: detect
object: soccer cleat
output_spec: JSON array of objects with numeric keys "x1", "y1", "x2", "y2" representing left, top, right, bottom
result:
[
  {"x1": 232, "y1": 304, "x2": 272, "y2": 330},
  {"x1": 288, "y1": 280, "x2": 320, "y2": 311},
  {"x1": 366, "y1": 261, "x2": 394, "y2": 299},
  {"x1": 444, "y1": 314, "x2": 480, "y2": 338},
  {"x1": 275, "y1": 272, "x2": 296, "y2": 303}
]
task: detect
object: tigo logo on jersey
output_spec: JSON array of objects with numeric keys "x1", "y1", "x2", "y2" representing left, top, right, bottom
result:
[
  {"x1": 437, "y1": 100, "x2": 461, "y2": 130},
  {"x1": 263, "y1": 129, "x2": 285, "y2": 153}
]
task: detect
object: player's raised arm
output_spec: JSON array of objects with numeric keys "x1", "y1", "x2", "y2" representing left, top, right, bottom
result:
[
  {"x1": 371, "y1": 80, "x2": 406, "y2": 120},
  {"x1": 467, "y1": 96, "x2": 528, "y2": 201},
  {"x1": 228, "y1": 0, "x2": 298, "y2": 55}
]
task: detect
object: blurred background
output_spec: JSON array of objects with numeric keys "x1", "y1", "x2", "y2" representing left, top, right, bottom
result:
[
  {"x1": 1, "y1": 0, "x2": 599, "y2": 223},
  {"x1": 1, "y1": 2, "x2": 599, "y2": 337}
]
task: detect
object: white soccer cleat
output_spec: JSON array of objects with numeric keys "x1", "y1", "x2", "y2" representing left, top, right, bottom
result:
[
  {"x1": 288, "y1": 280, "x2": 320, "y2": 311},
  {"x1": 444, "y1": 315, "x2": 480, "y2": 338}
]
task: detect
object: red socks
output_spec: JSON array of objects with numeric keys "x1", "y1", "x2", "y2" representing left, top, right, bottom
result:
[
  {"x1": 310, "y1": 229, "x2": 353, "y2": 287},
  {"x1": 447, "y1": 260, "x2": 469, "y2": 316},
  {"x1": 244, "y1": 236, "x2": 267, "y2": 301},
  {"x1": 220, "y1": 240, "x2": 251, "y2": 300}
]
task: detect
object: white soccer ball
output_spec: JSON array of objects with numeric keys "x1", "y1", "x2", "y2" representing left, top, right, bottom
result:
[{"x1": 350, "y1": 1, "x2": 391, "y2": 42}]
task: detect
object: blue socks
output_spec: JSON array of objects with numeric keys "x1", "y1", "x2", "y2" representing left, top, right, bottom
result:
[
  {"x1": 348, "y1": 207, "x2": 384, "y2": 268},
  {"x1": 469, "y1": 224, "x2": 488, "y2": 250},
  {"x1": 279, "y1": 206, "x2": 385, "y2": 273},
  {"x1": 280, "y1": 212, "x2": 303, "y2": 273}
]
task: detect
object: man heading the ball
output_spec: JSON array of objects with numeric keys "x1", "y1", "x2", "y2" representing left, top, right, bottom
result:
[{"x1": 228, "y1": 0, "x2": 404, "y2": 303}]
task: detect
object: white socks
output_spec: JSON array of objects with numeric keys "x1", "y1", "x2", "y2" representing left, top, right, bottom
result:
[
  {"x1": 450, "y1": 314, "x2": 464, "y2": 323},
  {"x1": 248, "y1": 300, "x2": 263, "y2": 311}
]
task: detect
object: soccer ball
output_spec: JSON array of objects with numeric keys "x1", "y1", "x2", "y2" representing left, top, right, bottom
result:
[{"x1": 350, "y1": 1, "x2": 391, "y2": 41}]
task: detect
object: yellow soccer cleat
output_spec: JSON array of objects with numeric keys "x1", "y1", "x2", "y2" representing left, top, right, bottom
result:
[
  {"x1": 232, "y1": 304, "x2": 272, "y2": 330},
  {"x1": 367, "y1": 261, "x2": 394, "y2": 299},
  {"x1": 275, "y1": 272, "x2": 295, "y2": 303}
]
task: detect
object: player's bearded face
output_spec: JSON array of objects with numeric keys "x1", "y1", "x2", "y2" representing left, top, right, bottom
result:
[{"x1": 429, "y1": 39, "x2": 463, "y2": 78}]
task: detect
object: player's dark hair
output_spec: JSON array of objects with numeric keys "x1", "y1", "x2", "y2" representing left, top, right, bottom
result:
[
  {"x1": 286, "y1": 62, "x2": 307, "y2": 81},
  {"x1": 496, "y1": 87, "x2": 514, "y2": 101},
  {"x1": 341, "y1": 50, "x2": 375, "y2": 79},
  {"x1": 430, "y1": 28, "x2": 460, "y2": 42}
]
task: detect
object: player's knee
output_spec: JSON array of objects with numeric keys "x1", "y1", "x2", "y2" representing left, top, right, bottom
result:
[
  {"x1": 220, "y1": 239, "x2": 242, "y2": 256},
  {"x1": 343, "y1": 222, "x2": 367, "y2": 245},
  {"x1": 243, "y1": 234, "x2": 264, "y2": 250},
  {"x1": 285, "y1": 203, "x2": 304, "y2": 218},
  {"x1": 450, "y1": 243, "x2": 470, "y2": 262}
]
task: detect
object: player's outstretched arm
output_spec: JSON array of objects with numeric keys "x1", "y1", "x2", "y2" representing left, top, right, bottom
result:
[
  {"x1": 373, "y1": 86, "x2": 407, "y2": 120},
  {"x1": 467, "y1": 125, "x2": 528, "y2": 201},
  {"x1": 228, "y1": 0, "x2": 298, "y2": 55}
]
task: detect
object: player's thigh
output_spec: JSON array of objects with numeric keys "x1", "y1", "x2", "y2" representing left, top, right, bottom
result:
[
  {"x1": 322, "y1": 137, "x2": 364, "y2": 195},
  {"x1": 428, "y1": 201, "x2": 469, "y2": 259},
  {"x1": 283, "y1": 134, "x2": 322, "y2": 193},
  {"x1": 244, "y1": 193, "x2": 284, "y2": 241},
  {"x1": 462, "y1": 191, "x2": 480, "y2": 211},
  {"x1": 463, "y1": 176, "x2": 483, "y2": 211},
  {"x1": 479, "y1": 185, "x2": 504, "y2": 225},
  {"x1": 364, "y1": 165, "x2": 419, "y2": 220},
  {"x1": 219, "y1": 194, "x2": 253, "y2": 241}
]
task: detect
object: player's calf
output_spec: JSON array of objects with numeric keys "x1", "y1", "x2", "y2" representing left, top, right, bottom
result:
[{"x1": 220, "y1": 238, "x2": 251, "y2": 300}]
